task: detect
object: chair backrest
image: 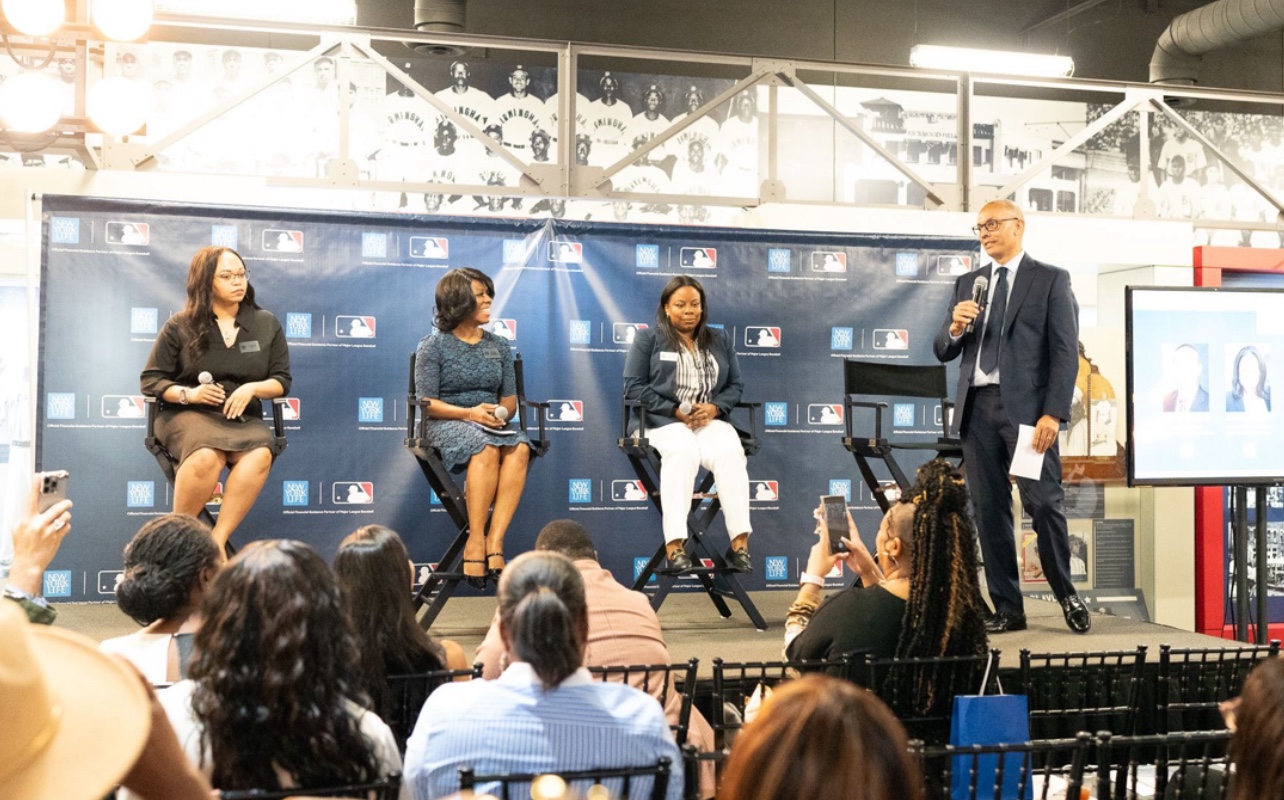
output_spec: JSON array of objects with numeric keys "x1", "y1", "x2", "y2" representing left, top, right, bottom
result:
[
  {"x1": 1158, "y1": 640, "x2": 1280, "y2": 734},
  {"x1": 384, "y1": 665, "x2": 482, "y2": 752},
  {"x1": 1020, "y1": 646, "x2": 1148, "y2": 740},
  {"x1": 458, "y1": 756, "x2": 672, "y2": 800},
  {"x1": 1093, "y1": 730, "x2": 1233, "y2": 800},
  {"x1": 218, "y1": 771, "x2": 402, "y2": 800},
  {"x1": 911, "y1": 734, "x2": 1092, "y2": 800},
  {"x1": 857, "y1": 649, "x2": 999, "y2": 746},
  {"x1": 587, "y1": 658, "x2": 699, "y2": 746},
  {"x1": 711, "y1": 654, "x2": 853, "y2": 749},
  {"x1": 844, "y1": 360, "x2": 949, "y2": 399}
]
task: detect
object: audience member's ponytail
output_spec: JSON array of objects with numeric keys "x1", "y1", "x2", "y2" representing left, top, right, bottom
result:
[{"x1": 497, "y1": 552, "x2": 588, "y2": 689}]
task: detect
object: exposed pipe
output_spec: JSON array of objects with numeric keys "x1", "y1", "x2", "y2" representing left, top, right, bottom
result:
[
  {"x1": 1150, "y1": 0, "x2": 1284, "y2": 84},
  {"x1": 411, "y1": 0, "x2": 467, "y2": 55}
]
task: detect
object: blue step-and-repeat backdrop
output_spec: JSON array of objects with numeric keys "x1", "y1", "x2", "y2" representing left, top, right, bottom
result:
[{"x1": 37, "y1": 195, "x2": 976, "y2": 603}]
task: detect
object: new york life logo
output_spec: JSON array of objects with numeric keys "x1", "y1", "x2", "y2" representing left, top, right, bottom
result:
[
  {"x1": 286, "y1": 313, "x2": 313, "y2": 339},
  {"x1": 211, "y1": 224, "x2": 238, "y2": 248},
  {"x1": 50, "y1": 217, "x2": 79, "y2": 244},
  {"x1": 831, "y1": 327, "x2": 854, "y2": 351},
  {"x1": 361, "y1": 232, "x2": 388, "y2": 258},
  {"x1": 633, "y1": 557, "x2": 657, "y2": 584},
  {"x1": 358, "y1": 397, "x2": 384, "y2": 423},
  {"x1": 568, "y1": 479, "x2": 592, "y2": 504},
  {"x1": 767, "y1": 248, "x2": 791, "y2": 273},
  {"x1": 547, "y1": 400, "x2": 584, "y2": 423},
  {"x1": 807, "y1": 404, "x2": 843, "y2": 425},
  {"x1": 636, "y1": 244, "x2": 660, "y2": 269},
  {"x1": 895, "y1": 252, "x2": 919, "y2": 277},
  {"x1": 333, "y1": 482, "x2": 374, "y2": 504},
  {"x1": 829, "y1": 479, "x2": 852, "y2": 502},
  {"x1": 131, "y1": 307, "x2": 159, "y2": 335},
  {"x1": 893, "y1": 403, "x2": 916, "y2": 427},
  {"x1": 410, "y1": 236, "x2": 449, "y2": 259},
  {"x1": 336, "y1": 316, "x2": 376, "y2": 338},
  {"x1": 568, "y1": 320, "x2": 592, "y2": 345},
  {"x1": 43, "y1": 570, "x2": 72, "y2": 598},
  {"x1": 611, "y1": 480, "x2": 647, "y2": 502},
  {"x1": 502, "y1": 239, "x2": 528, "y2": 264},
  {"x1": 763, "y1": 557, "x2": 789, "y2": 581},
  {"x1": 126, "y1": 481, "x2": 155, "y2": 508},
  {"x1": 764, "y1": 402, "x2": 789, "y2": 427},
  {"x1": 744, "y1": 326, "x2": 781, "y2": 348},
  {"x1": 283, "y1": 481, "x2": 310, "y2": 507},
  {"x1": 46, "y1": 393, "x2": 76, "y2": 420}
]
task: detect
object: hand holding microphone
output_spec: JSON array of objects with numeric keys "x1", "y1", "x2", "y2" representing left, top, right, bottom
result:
[
  {"x1": 952, "y1": 275, "x2": 988, "y2": 337},
  {"x1": 193, "y1": 371, "x2": 225, "y2": 406},
  {"x1": 493, "y1": 405, "x2": 510, "y2": 424}
]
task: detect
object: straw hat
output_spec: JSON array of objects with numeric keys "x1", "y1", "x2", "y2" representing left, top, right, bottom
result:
[{"x1": 0, "y1": 600, "x2": 151, "y2": 799}]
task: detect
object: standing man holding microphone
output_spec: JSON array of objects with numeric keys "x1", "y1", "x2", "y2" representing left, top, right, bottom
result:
[{"x1": 933, "y1": 199, "x2": 1090, "y2": 634}]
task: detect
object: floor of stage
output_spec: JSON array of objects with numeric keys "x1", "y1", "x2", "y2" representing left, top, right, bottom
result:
[{"x1": 57, "y1": 591, "x2": 1242, "y2": 677}]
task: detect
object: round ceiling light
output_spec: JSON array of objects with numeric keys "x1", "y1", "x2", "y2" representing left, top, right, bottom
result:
[
  {"x1": 1, "y1": 0, "x2": 65, "y2": 36},
  {"x1": 0, "y1": 71, "x2": 63, "y2": 133},
  {"x1": 88, "y1": 76, "x2": 149, "y2": 136},
  {"x1": 92, "y1": 0, "x2": 154, "y2": 42}
]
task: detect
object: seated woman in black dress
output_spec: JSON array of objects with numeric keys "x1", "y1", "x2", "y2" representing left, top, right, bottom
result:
[
  {"x1": 623, "y1": 275, "x2": 752, "y2": 573},
  {"x1": 140, "y1": 246, "x2": 290, "y2": 551},
  {"x1": 415, "y1": 268, "x2": 531, "y2": 586}
]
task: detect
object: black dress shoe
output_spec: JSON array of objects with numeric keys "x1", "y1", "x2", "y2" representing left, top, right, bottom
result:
[
  {"x1": 664, "y1": 550, "x2": 694, "y2": 573},
  {"x1": 1061, "y1": 594, "x2": 1092, "y2": 634},
  {"x1": 985, "y1": 611, "x2": 1027, "y2": 633},
  {"x1": 725, "y1": 547, "x2": 752, "y2": 572}
]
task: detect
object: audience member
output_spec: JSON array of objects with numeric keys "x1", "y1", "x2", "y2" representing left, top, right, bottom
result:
[
  {"x1": 405, "y1": 551, "x2": 683, "y2": 800},
  {"x1": 475, "y1": 518, "x2": 716, "y2": 796},
  {"x1": 134, "y1": 540, "x2": 402, "y2": 797},
  {"x1": 101, "y1": 514, "x2": 220, "y2": 684},
  {"x1": 2, "y1": 475, "x2": 73, "y2": 624},
  {"x1": 717, "y1": 673, "x2": 923, "y2": 800},
  {"x1": 1227, "y1": 656, "x2": 1284, "y2": 800}
]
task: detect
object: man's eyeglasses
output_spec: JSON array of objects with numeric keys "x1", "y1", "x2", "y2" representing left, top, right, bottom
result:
[{"x1": 972, "y1": 217, "x2": 1018, "y2": 235}]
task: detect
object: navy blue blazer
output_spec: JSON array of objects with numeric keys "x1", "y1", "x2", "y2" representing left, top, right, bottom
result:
[
  {"x1": 623, "y1": 327, "x2": 744, "y2": 428},
  {"x1": 932, "y1": 254, "x2": 1079, "y2": 437}
]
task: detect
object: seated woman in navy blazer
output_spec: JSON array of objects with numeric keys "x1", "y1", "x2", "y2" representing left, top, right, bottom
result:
[{"x1": 623, "y1": 275, "x2": 753, "y2": 573}]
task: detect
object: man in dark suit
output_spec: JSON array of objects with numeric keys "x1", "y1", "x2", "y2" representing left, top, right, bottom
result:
[{"x1": 933, "y1": 199, "x2": 1090, "y2": 634}]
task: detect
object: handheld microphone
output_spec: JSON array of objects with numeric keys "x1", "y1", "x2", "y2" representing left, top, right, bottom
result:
[
  {"x1": 679, "y1": 401, "x2": 693, "y2": 416},
  {"x1": 198, "y1": 371, "x2": 213, "y2": 385},
  {"x1": 964, "y1": 275, "x2": 989, "y2": 335},
  {"x1": 493, "y1": 405, "x2": 510, "y2": 423}
]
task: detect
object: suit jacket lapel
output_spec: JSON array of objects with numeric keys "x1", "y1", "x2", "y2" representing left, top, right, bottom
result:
[{"x1": 1002, "y1": 254, "x2": 1037, "y2": 335}]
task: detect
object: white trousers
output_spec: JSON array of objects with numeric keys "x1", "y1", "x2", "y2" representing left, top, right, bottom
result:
[{"x1": 647, "y1": 419, "x2": 752, "y2": 545}]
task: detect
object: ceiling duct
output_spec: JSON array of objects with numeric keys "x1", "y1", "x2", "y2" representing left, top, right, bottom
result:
[
  {"x1": 1150, "y1": 0, "x2": 1284, "y2": 84},
  {"x1": 409, "y1": 0, "x2": 467, "y2": 56}
]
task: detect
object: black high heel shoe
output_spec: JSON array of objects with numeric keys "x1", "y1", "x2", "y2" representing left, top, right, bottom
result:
[
  {"x1": 486, "y1": 552, "x2": 506, "y2": 580},
  {"x1": 462, "y1": 558, "x2": 489, "y2": 589}
]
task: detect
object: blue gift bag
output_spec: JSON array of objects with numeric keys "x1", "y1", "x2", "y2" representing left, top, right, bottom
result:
[{"x1": 949, "y1": 654, "x2": 1031, "y2": 800}]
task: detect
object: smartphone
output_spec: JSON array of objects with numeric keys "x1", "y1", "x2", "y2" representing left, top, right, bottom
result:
[
  {"x1": 821, "y1": 494, "x2": 849, "y2": 553},
  {"x1": 37, "y1": 470, "x2": 70, "y2": 513}
]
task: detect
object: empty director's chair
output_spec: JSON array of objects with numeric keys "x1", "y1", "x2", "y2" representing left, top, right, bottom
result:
[
  {"x1": 841, "y1": 359, "x2": 962, "y2": 513},
  {"x1": 405, "y1": 350, "x2": 548, "y2": 629},
  {"x1": 619, "y1": 398, "x2": 767, "y2": 631},
  {"x1": 144, "y1": 395, "x2": 290, "y2": 556}
]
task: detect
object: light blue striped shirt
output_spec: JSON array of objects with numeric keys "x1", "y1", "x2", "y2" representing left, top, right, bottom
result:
[{"x1": 404, "y1": 663, "x2": 683, "y2": 800}]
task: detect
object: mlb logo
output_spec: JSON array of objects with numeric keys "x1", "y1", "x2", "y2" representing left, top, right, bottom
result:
[
  {"x1": 263, "y1": 229, "x2": 304, "y2": 252},
  {"x1": 807, "y1": 404, "x2": 843, "y2": 425},
  {"x1": 568, "y1": 479, "x2": 592, "y2": 504},
  {"x1": 767, "y1": 248, "x2": 791, "y2": 273},
  {"x1": 102, "y1": 395, "x2": 145, "y2": 418},
  {"x1": 50, "y1": 217, "x2": 80, "y2": 244},
  {"x1": 276, "y1": 398, "x2": 301, "y2": 421},
  {"x1": 550, "y1": 241, "x2": 584, "y2": 263},
  {"x1": 548, "y1": 400, "x2": 584, "y2": 422},
  {"x1": 105, "y1": 221, "x2": 150, "y2": 245},
  {"x1": 410, "y1": 236, "x2": 449, "y2": 259},
  {"x1": 893, "y1": 403, "x2": 915, "y2": 427},
  {"x1": 412, "y1": 563, "x2": 439, "y2": 589},
  {"x1": 764, "y1": 557, "x2": 789, "y2": 581},
  {"x1": 934, "y1": 404, "x2": 944, "y2": 427},
  {"x1": 764, "y1": 402, "x2": 789, "y2": 427},
  {"x1": 489, "y1": 319, "x2": 517, "y2": 340},
  {"x1": 873, "y1": 329, "x2": 909, "y2": 350},
  {"x1": 98, "y1": 571, "x2": 124, "y2": 594},
  {"x1": 502, "y1": 239, "x2": 528, "y2": 264},
  {"x1": 751, "y1": 481, "x2": 779, "y2": 502},
  {"x1": 127, "y1": 481, "x2": 155, "y2": 508},
  {"x1": 937, "y1": 254, "x2": 972, "y2": 276},
  {"x1": 895, "y1": 252, "x2": 919, "y2": 277},
  {"x1": 613, "y1": 322, "x2": 647, "y2": 344},
  {"x1": 46, "y1": 393, "x2": 76, "y2": 420},
  {"x1": 569, "y1": 320, "x2": 592, "y2": 345},
  {"x1": 205, "y1": 481, "x2": 224, "y2": 506},
  {"x1": 811, "y1": 251, "x2": 847, "y2": 273},
  {"x1": 829, "y1": 479, "x2": 852, "y2": 502},
  {"x1": 358, "y1": 397, "x2": 384, "y2": 423},
  {"x1": 633, "y1": 557, "x2": 657, "y2": 583},
  {"x1": 679, "y1": 247, "x2": 716, "y2": 269},
  {"x1": 336, "y1": 316, "x2": 376, "y2": 338},
  {"x1": 636, "y1": 244, "x2": 660, "y2": 269},
  {"x1": 361, "y1": 232, "x2": 388, "y2": 258},
  {"x1": 43, "y1": 571, "x2": 72, "y2": 599},
  {"x1": 612, "y1": 480, "x2": 647, "y2": 501},
  {"x1": 130, "y1": 307, "x2": 158, "y2": 335},
  {"x1": 282, "y1": 481, "x2": 310, "y2": 507},
  {"x1": 333, "y1": 482, "x2": 374, "y2": 504},
  {"x1": 211, "y1": 224, "x2": 238, "y2": 248},
  {"x1": 286, "y1": 313, "x2": 312, "y2": 338},
  {"x1": 831, "y1": 327, "x2": 854, "y2": 350},
  {"x1": 744, "y1": 327, "x2": 781, "y2": 348}
]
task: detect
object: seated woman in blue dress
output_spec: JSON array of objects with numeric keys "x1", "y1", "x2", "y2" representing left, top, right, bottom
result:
[{"x1": 414, "y1": 268, "x2": 531, "y2": 586}]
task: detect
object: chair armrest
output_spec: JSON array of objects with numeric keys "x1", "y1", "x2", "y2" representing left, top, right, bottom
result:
[
  {"x1": 622, "y1": 398, "x2": 652, "y2": 442},
  {"x1": 728, "y1": 401, "x2": 761, "y2": 456},
  {"x1": 940, "y1": 400, "x2": 956, "y2": 439},
  {"x1": 843, "y1": 397, "x2": 889, "y2": 440},
  {"x1": 406, "y1": 395, "x2": 431, "y2": 440},
  {"x1": 519, "y1": 397, "x2": 551, "y2": 458}
]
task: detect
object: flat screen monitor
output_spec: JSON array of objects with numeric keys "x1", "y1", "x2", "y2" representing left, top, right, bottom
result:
[{"x1": 1127, "y1": 285, "x2": 1284, "y2": 486}]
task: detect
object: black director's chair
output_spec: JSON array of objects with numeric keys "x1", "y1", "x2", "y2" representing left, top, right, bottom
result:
[
  {"x1": 405, "y1": 351, "x2": 548, "y2": 629},
  {"x1": 841, "y1": 359, "x2": 962, "y2": 513},
  {"x1": 619, "y1": 399, "x2": 768, "y2": 631},
  {"x1": 143, "y1": 396, "x2": 290, "y2": 557}
]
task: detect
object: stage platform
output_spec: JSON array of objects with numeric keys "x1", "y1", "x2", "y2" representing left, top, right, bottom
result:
[{"x1": 56, "y1": 592, "x2": 1245, "y2": 678}]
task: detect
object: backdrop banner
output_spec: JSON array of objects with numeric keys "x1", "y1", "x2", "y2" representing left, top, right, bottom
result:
[{"x1": 36, "y1": 195, "x2": 975, "y2": 602}]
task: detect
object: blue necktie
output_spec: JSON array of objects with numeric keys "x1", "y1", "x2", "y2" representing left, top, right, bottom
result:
[{"x1": 979, "y1": 266, "x2": 1008, "y2": 374}]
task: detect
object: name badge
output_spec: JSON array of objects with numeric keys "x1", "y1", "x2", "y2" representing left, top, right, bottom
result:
[
  {"x1": 239, "y1": 340, "x2": 261, "y2": 353},
  {"x1": 660, "y1": 351, "x2": 678, "y2": 362},
  {"x1": 482, "y1": 346, "x2": 501, "y2": 359}
]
